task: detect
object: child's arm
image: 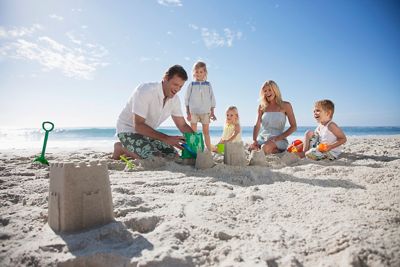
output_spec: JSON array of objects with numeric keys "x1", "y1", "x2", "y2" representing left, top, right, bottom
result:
[
  {"x1": 184, "y1": 83, "x2": 192, "y2": 121},
  {"x1": 186, "y1": 106, "x2": 191, "y2": 122},
  {"x1": 226, "y1": 124, "x2": 241, "y2": 142},
  {"x1": 209, "y1": 83, "x2": 217, "y2": 120},
  {"x1": 327, "y1": 122, "x2": 347, "y2": 150},
  {"x1": 210, "y1": 107, "x2": 216, "y2": 121}
]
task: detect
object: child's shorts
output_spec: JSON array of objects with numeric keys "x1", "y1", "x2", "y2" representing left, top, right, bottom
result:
[
  {"x1": 191, "y1": 113, "x2": 210, "y2": 124},
  {"x1": 118, "y1": 132, "x2": 177, "y2": 159},
  {"x1": 305, "y1": 148, "x2": 337, "y2": 161}
]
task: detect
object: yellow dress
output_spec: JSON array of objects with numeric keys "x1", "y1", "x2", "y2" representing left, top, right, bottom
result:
[{"x1": 221, "y1": 123, "x2": 242, "y2": 143}]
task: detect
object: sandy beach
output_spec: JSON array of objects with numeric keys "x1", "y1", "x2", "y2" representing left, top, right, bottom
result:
[{"x1": 0, "y1": 136, "x2": 399, "y2": 266}]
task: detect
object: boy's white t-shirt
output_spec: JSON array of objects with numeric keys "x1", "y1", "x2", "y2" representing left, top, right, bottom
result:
[{"x1": 116, "y1": 82, "x2": 183, "y2": 134}]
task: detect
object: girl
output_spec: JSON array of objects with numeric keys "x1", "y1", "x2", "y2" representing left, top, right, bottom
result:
[
  {"x1": 214, "y1": 106, "x2": 242, "y2": 152},
  {"x1": 185, "y1": 61, "x2": 217, "y2": 151},
  {"x1": 249, "y1": 80, "x2": 297, "y2": 154}
]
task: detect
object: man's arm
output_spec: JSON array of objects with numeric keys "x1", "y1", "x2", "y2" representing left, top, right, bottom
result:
[
  {"x1": 172, "y1": 115, "x2": 194, "y2": 134},
  {"x1": 134, "y1": 114, "x2": 185, "y2": 149}
]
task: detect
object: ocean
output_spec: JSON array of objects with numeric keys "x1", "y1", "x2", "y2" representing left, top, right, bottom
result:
[{"x1": 1, "y1": 126, "x2": 399, "y2": 151}]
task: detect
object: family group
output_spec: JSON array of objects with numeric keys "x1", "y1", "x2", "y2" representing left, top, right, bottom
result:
[{"x1": 112, "y1": 62, "x2": 347, "y2": 162}]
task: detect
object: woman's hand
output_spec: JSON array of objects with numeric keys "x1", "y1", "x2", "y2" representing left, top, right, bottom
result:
[{"x1": 249, "y1": 141, "x2": 260, "y2": 151}]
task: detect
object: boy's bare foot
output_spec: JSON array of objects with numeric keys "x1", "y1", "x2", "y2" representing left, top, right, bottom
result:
[{"x1": 112, "y1": 142, "x2": 140, "y2": 160}]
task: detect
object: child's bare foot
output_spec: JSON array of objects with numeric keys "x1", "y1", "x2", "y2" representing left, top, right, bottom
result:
[{"x1": 111, "y1": 142, "x2": 139, "y2": 160}]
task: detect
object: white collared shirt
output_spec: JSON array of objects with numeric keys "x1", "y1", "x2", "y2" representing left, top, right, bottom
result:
[{"x1": 116, "y1": 82, "x2": 183, "y2": 134}]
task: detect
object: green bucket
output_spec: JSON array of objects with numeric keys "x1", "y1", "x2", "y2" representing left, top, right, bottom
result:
[{"x1": 181, "y1": 132, "x2": 204, "y2": 159}]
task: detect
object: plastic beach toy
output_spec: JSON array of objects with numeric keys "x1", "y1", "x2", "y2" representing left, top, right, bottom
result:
[
  {"x1": 33, "y1": 121, "x2": 54, "y2": 165},
  {"x1": 120, "y1": 155, "x2": 135, "y2": 170},
  {"x1": 182, "y1": 143, "x2": 197, "y2": 157},
  {"x1": 216, "y1": 143, "x2": 225, "y2": 154},
  {"x1": 287, "y1": 139, "x2": 303, "y2": 153},
  {"x1": 318, "y1": 143, "x2": 328, "y2": 152}
]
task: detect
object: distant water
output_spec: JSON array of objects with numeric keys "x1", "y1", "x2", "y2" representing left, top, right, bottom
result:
[{"x1": 1, "y1": 126, "x2": 399, "y2": 150}]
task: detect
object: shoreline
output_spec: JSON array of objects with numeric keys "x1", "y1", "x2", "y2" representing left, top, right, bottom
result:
[{"x1": 1, "y1": 135, "x2": 400, "y2": 155}]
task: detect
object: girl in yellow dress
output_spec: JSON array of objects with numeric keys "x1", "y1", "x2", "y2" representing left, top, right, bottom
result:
[{"x1": 214, "y1": 106, "x2": 242, "y2": 152}]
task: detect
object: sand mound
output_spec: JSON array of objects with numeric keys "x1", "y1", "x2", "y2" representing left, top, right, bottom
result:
[{"x1": 1, "y1": 136, "x2": 399, "y2": 266}]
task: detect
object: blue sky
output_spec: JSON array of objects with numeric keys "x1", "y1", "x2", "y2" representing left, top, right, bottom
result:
[{"x1": 1, "y1": 0, "x2": 399, "y2": 128}]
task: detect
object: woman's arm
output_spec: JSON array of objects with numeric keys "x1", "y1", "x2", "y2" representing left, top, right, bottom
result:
[
  {"x1": 273, "y1": 102, "x2": 297, "y2": 141},
  {"x1": 250, "y1": 107, "x2": 263, "y2": 149}
]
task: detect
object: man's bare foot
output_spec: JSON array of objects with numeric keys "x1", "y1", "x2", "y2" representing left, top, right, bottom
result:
[{"x1": 112, "y1": 142, "x2": 140, "y2": 160}]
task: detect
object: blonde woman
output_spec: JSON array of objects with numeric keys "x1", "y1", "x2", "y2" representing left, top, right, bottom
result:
[{"x1": 249, "y1": 80, "x2": 297, "y2": 154}]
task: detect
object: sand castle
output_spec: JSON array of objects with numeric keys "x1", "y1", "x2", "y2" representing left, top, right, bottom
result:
[
  {"x1": 48, "y1": 161, "x2": 114, "y2": 233},
  {"x1": 249, "y1": 150, "x2": 267, "y2": 166},
  {"x1": 195, "y1": 150, "x2": 215, "y2": 169},
  {"x1": 224, "y1": 142, "x2": 247, "y2": 166}
]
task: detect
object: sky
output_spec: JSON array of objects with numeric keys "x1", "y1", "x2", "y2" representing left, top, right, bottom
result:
[{"x1": 0, "y1": 0, "x2": 399, "y2": 128}]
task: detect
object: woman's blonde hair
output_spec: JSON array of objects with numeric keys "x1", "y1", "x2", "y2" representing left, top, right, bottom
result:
[
  {"x1": 259, "y1": 80, "x2": 283, "y2": 110},
  {"x1": 192, "y1": 61, "x2": 208, "y2": 79},
  {"x1": 226, "y1": 106, "x2": 240, "y2": 124}
]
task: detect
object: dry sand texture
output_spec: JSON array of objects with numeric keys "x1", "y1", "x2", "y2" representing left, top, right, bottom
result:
[{"x1": 0, "y1": 136, "x2": 399, "y2": 266}]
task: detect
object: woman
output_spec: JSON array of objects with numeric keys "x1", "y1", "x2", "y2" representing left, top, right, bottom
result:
[{"x1": 249, "y1": 80, "x2": 297, "y2": 154}]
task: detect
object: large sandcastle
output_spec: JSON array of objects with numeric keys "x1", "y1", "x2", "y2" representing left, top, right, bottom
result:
[
  {"x1": 48, "y1": 161, "x2": 114, "y2": 233},
  {"x1": 224, "y1": 142, "x2": 247, "y2": 166}
]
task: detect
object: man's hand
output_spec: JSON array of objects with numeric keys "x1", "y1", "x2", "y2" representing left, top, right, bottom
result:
[
  {"x1": 186, "y1": 113, "x2": 191, "y2": 122},
  {"x1": 164, "y1": 135, "x2": 186, "y2": 150}
]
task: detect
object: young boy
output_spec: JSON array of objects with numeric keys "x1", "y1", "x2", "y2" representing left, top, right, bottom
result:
[{"x1": 301, "y1": 99, "x2": 347, "y2": 160}]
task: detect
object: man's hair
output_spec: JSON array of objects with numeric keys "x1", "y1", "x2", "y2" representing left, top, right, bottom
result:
[
  {"x1": 315, "y1": 99, "x2": 335, "y2": 116},
  {"x1": 164, "y1": 65, "x2": 188, "y2": 81}
]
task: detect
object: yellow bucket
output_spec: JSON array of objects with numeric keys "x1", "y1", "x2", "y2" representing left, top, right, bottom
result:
[{"x1": 216, "y1": 143, "x2": 225, "y2": 154}]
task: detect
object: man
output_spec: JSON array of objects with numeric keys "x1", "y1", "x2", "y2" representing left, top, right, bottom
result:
[{"x1": 113, "y1": 65, "x2": 194, "y2": 160}]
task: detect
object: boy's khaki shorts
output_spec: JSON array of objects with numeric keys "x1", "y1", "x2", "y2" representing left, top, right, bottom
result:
[{"x1": 190, "y1": 113, "x2": 210, "y2": 124}]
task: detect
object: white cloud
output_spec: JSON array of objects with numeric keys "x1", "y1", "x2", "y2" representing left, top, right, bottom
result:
[
  {"x1": 200, "y1": 27, "x2": 243, "y2": 49},
  {"x1": 0, "y1": 25, "x2": 108, "y2": 80},
  {"x1": 140, "y1": 56, "x2": 160, "y2": 62},
  {"x1": 49, "y1": 14, "x2": 64, "y2": 21},
  {"x1": 157, "y1": 0, "x2": 182, "y2": 7},
  {"x1": 66, "y1": 31, "x2": 82, "y2": 45},
  {"x1": 0, "y1": 24, "x2": 42, "y2": 38},
  {"x1": 189, "y1": 24, "x2": 198, "y2": 30}
]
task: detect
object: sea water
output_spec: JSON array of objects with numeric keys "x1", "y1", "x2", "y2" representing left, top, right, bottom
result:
[{"x1": 0, "y1": 126, "x2": 399, "y2": 150}]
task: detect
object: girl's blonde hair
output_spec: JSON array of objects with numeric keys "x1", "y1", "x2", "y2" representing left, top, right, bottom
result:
[
  {"x1": 226, "y1": 106, "x2": 240, "y2": 124},
  {"x1": 192, "y1": 61, "x2": 208, "y2": 79},
  {"x1": 259, "y1": 80, "x2": 283, "y2": 110}
]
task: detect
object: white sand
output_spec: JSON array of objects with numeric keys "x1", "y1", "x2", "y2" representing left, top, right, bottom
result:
[{"x1": 0, "y1": 136, "x2": 399, "y2": 266}]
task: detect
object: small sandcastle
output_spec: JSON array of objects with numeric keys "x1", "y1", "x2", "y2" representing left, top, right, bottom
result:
[
  {"x1": 195, "y1": 150, "x2": 215, "y2": 169},
  {"x1": 249, "y1": 149, "x2": 267, "y2": 166},
  {"x1": 48, "y1": 161, "x2": 114, "y2": 233}
]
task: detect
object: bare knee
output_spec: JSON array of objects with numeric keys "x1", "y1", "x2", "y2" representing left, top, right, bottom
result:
[{"x1": 262, "y1": 142, "x2": 278, "y2": 154}]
